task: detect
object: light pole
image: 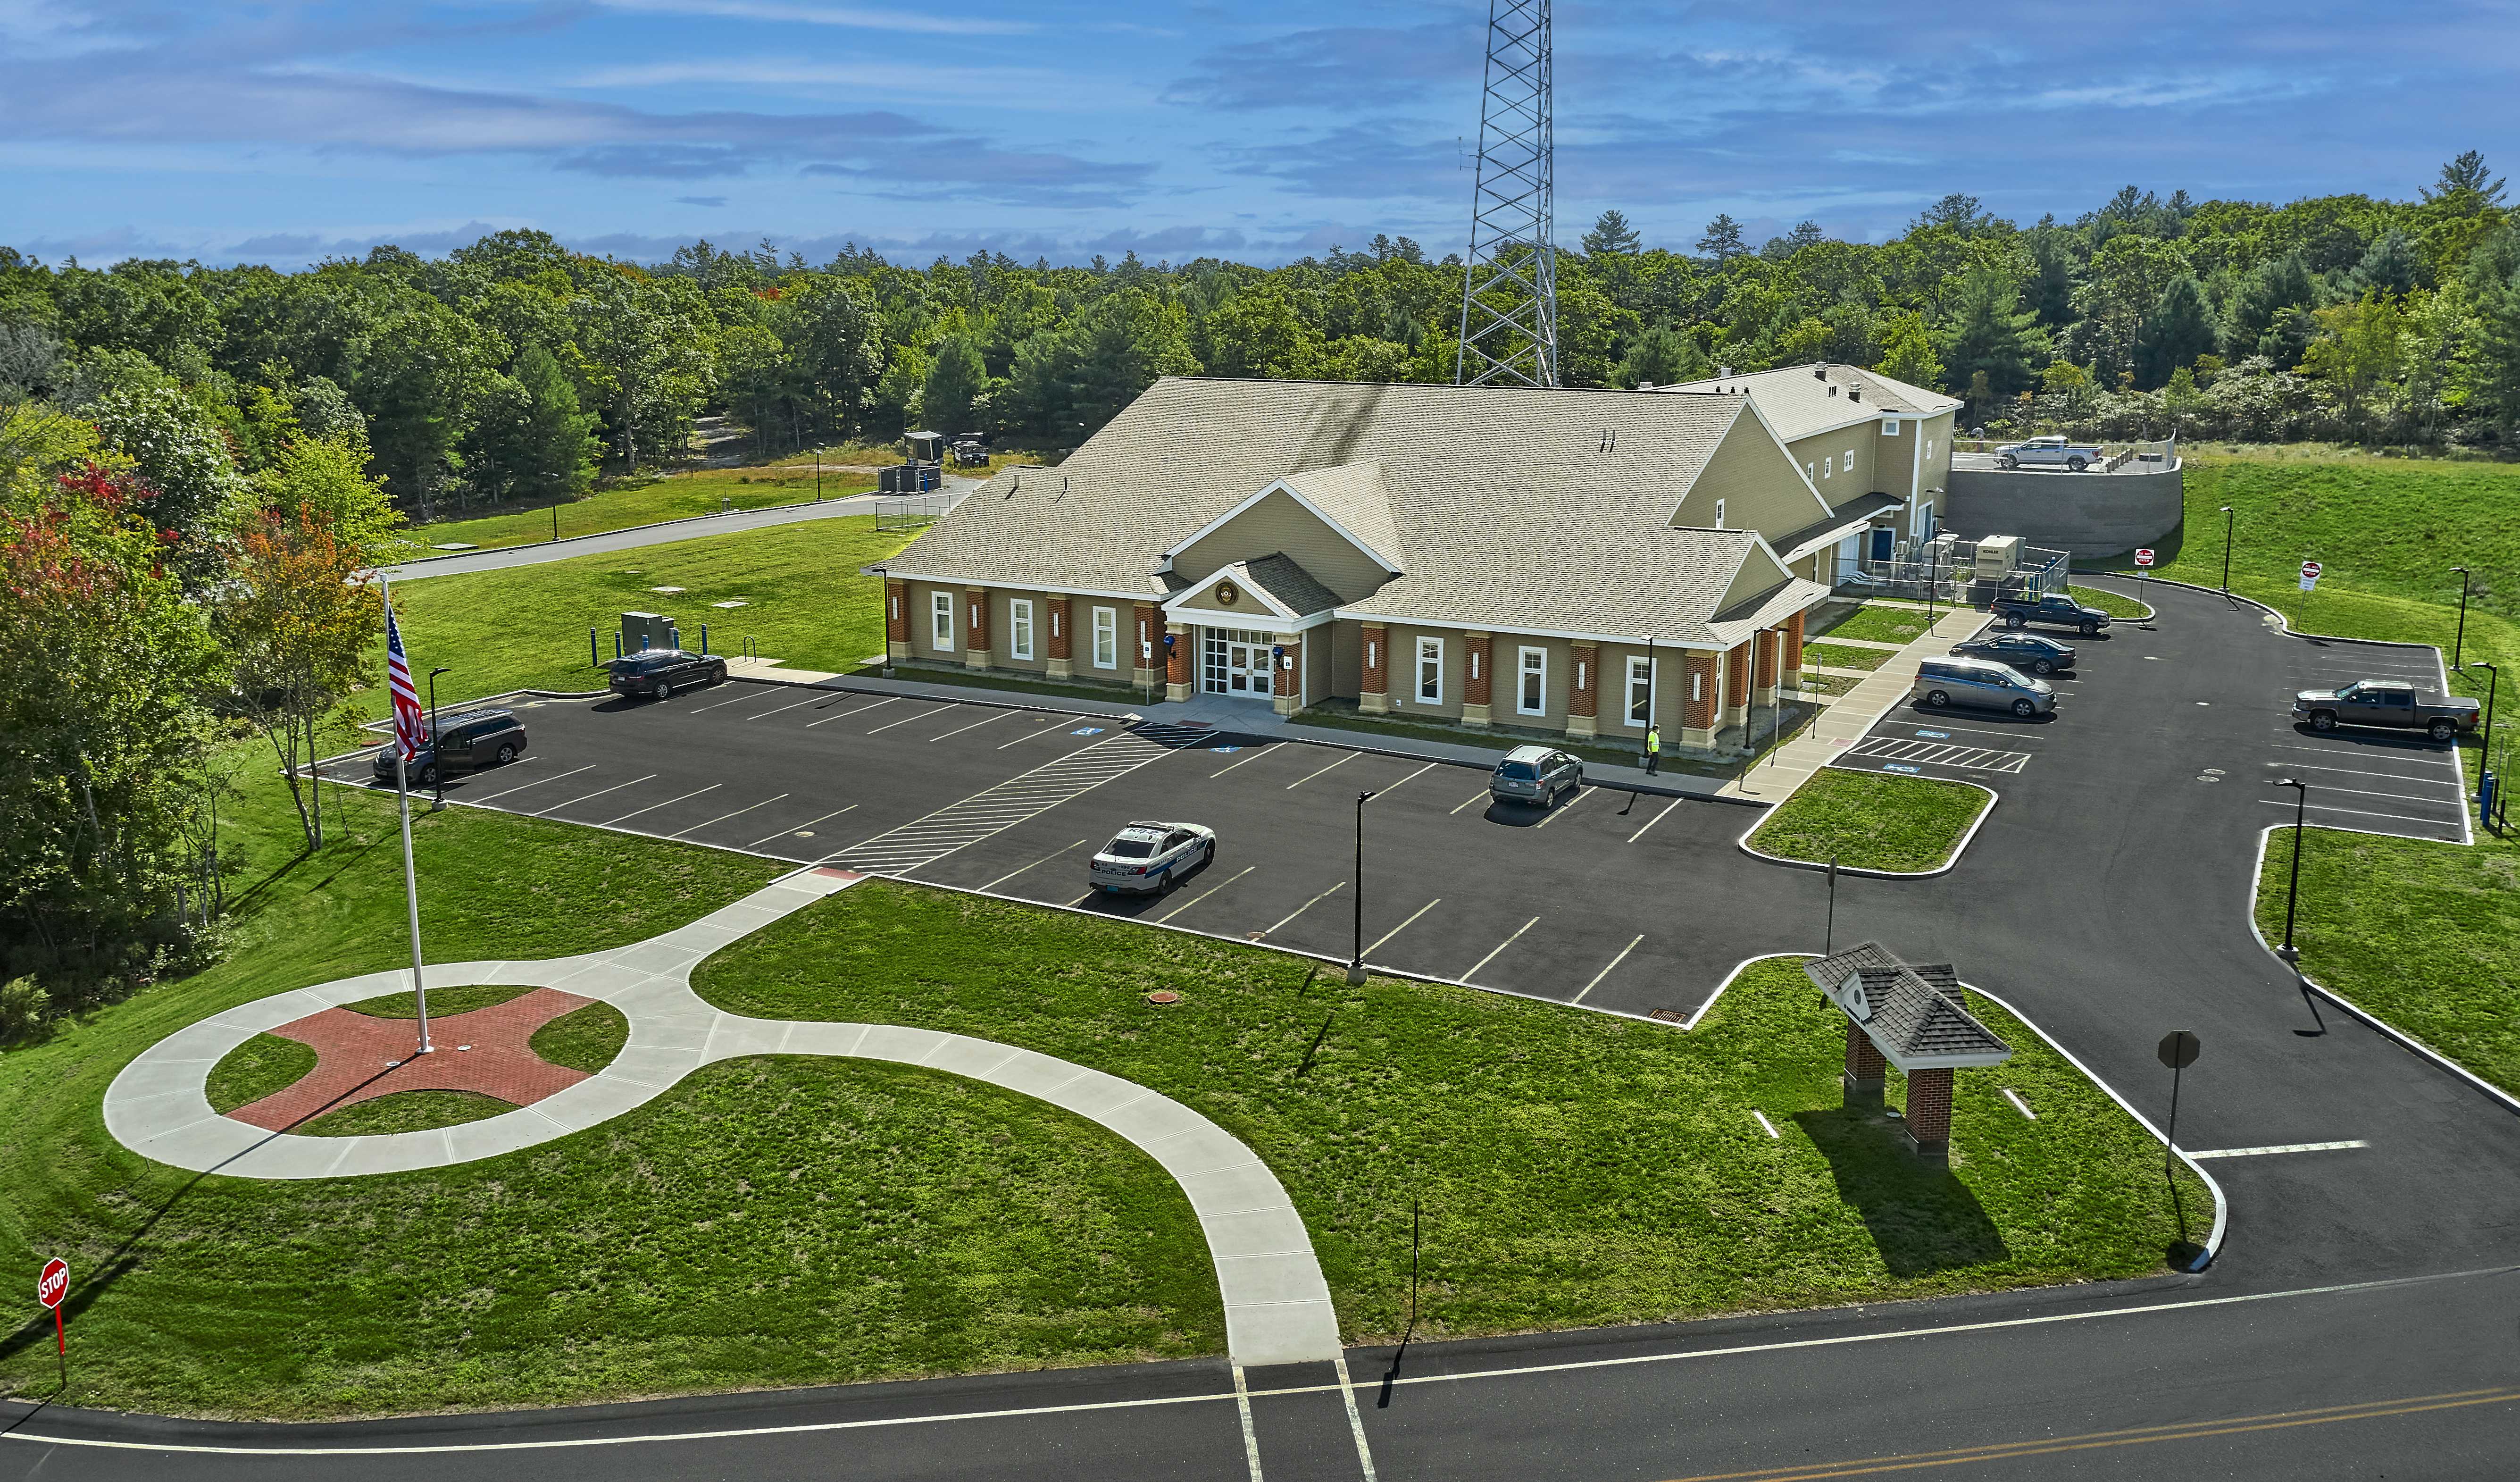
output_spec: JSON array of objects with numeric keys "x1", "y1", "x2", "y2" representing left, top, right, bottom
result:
[
  {"x1": 2272, "y1": 778, "x2": 2307, "y2": 964},
  {"x1": 2218, "y1": 505, "x2": 2234, "y2": 593},
  {"x1": 1348, "y1": 789, "x2": 1377, "y2": 985},
  {"x1": 2451, "y1": 567, "x2": 2471, "y2": 669},
  {"x1": 2474, "y1": 661, "x2": 2501, "y2": 828},
  {"x1": 427, "y1": 667, "x2": 451, "y2": 811}
]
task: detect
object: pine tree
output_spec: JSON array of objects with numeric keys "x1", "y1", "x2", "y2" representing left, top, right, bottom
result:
[
  {"x1": 1581, "y1": 209, "x2": 1641, "y2": 257},
  {"x1": 1696, "y1": 214, "x2": 1746, "y2": 260},
  {"x1": 468, "y1": 343, "x2": 598, "y2": 503},
  {"x1": 1617, "y1": 321, "x2": 1709, "y2": 387},
  {"x1": 1938, "y1": 264, "x2": 2045, "y2": 398},
  {"x1": 2135, "y1": 276, "x2": 2217, "y2": 389},
  {"x1": 921, "y1": 335, "x2": 990, "y2": 434}
]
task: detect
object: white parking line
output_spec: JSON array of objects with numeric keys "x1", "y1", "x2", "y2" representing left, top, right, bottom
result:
[
  {"x1": 671, "y1": 793, "x2": 788, "y2": 838},
  {"x1": 742, "y1": 695, "x2": 826, "y2": 722},
  {"x1": 978, "y1": 838, "x2": 1089, "y2": 893},
  {"x1": 1627, "y1": 798, "x2": 1681, "y2": 844},
  {"x1": 1374, "y1": 761, "x2": 1441, "y2": 795},
  {"x1": 2271, "y1": 782, "x2": 2463, "y2": 807},
  {"x1": 1570, "y1": 936, "x2": 1644, "y2": 1003},
  {"x1": 599, "y1": 783, "x2": 721, "y2": 827},
  {"x1": 1285, "y1": 753, "x2": 1355, "y2": 790},
  {"x1": 2186, "y1": 1140, "x2": 2370, "y2": 1159},
  {"x1": 1450, "y1": 787, "x2": 1492, "y2": 815},
  {"x1": 467, "y1": 764, "x2": 592, "y2": 804},
  {"x1": 1363, "y1": 898, "x2": 1441, "y2": 957},
  {"x1": 2261, "y1": 760, "x2": 2462, "y2": 788},
  {"x1": 1002, "y1": 719, "x2": 1079, "y2": 749},
  {"x1": 1461, "y1": 916, "x2": 1539, "y2": 979},
  {"x1": 685, "y1": 690, "x2": 760, "y2": 714},
  {"x1": 1156, "y1": 866, "x2": 1254, "y2": 923},
  {"x1": 532, "y1": 773, "x2": 658, "y2": 817},
  {"x1": 2261, "y1": 799, "x2": 2462, "y2": 827},
  {"x1": 1257, "y1": 881, "x2": 1342, "y2": 938},
  {"x1": 742, "y1": 804, "x2": 858, "y2": 849},
  {"x1": 927, "y1": 712, "x2": 1011, "y2": 742},
  {"x1": 1530, "y1": 787, "x2": 1596, "y2": 829},
  {"x1": 868, "y1": 706, "x2": 953, "y2": 734},
  {"x1": 1210, "y1": 746, "x2": 1273, "y2": 776},
  {"x1": 806, "y1": 697, "x2": 897, "y2": 727}
]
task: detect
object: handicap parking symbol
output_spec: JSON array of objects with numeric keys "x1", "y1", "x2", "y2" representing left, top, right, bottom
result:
[
  {"x1": 1071, "y1": 726, "x2": 1106, "y2": 736},
  {"x1": 1882, "y1": 763, "x2": 1923, "y2": 774},
  {"x1": 1211, "y1": 745, "x2": 1242, "y2": 754}
]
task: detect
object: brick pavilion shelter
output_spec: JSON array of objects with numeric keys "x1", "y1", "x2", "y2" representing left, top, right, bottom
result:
[{"x1": 1802, "y1": 942, "x2": 2013, "y2": 1167}]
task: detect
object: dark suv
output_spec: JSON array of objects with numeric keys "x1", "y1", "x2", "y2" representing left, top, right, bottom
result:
[
  {"x1": 1949, "y1": 631, "x2": 2076, "y2": 676},
  {"x1": 609, "y1": 649, "x2": 729, "y2": 700},
  {"x1": 370, "y1": 709, "x2": 528, "y2": 785}
]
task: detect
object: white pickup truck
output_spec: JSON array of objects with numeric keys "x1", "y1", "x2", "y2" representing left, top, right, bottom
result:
[{"x1": 1995, "y1": 435, "x2": 2104, "y2": 472}]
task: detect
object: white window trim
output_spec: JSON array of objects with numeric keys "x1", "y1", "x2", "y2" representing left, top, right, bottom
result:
[
  {"x1": 931, "y1": 591, "x2": 954, "y2": 652},
  {"x1": 1883, "y1": 417, "x2": 1901, "y2": 436},
  {"x1": 1517, "y1": 646, "x2": 1547, "y2": 716},
  {"x1": 1091, "y1": 606, "x2": 1118, "y2": 669},
  {"x1": 1416, "y1": 636, "x2": 1444, "y2": 706},
  {"x1": 1627, "y1": 655, "x2": 1652, "y2": 727},
  {"x1": 1010, "y1": 598, "x2": 1035, "y2": 661}
]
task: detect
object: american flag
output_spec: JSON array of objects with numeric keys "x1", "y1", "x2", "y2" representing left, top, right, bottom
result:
[{"x1": 384, "y1": 586, "x2": 426, "y2": 761}]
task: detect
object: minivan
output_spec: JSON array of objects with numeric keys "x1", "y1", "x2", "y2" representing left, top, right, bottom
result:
[{"x1": 1911, "y1": 657, "x2": 2056, "y2": 717}]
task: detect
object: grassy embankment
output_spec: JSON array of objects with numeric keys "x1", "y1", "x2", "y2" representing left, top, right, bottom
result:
[
  {"x1": 0, "y1": 760, "x2": 2203, "y2": 1417},
  {"x1": 402, "y1": 462, "x2": 880, "y2": 555},
  {"x1": 2090, "y1": 452, "x2": 2520, "y2": 1096},
  {"x1": 1748, "y1": 769, "x2": 1992, "y2": 873}
]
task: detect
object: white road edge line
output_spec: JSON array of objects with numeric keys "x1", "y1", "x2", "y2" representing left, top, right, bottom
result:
[
  {"x1": 806, "y1": 697, "x2": 896, "y2": 727},
  {"x1": 468, "y1": 764, "x2": 593, "y2": 803},
  {"x1": 927, "y1": 712, "x2": 1011, "y2": 742},
  {"x1": 1460, "y1": 917, "x2": 1539, "y2": 980},
  {"x1": 531, "y1": 773, "x2": 657, "y2": 817},
  {"x1": 1285, "y1": 753, "x2": 1355, "y2": 790},
  {"x1": 2186, "y1": 1139, "x2": 2371, "y2": 1158},
  {"x1": 9, "y1": 1269, "x2": 2506, "y2": 1455},
  {"x1": 741, "y1": 804, "x2": 857, "y2": 849},
  {"x1": 868, "y1": 705, "x2": 953, "y2": 733},
  {"x1": 1449, "y1": 788, "x2": 1491, "y2": 815},
  {"x1": 1003, "y1": 720, "x2": 1077, "y2": 749},
  {"x1": 1157, "y1": 865, "x2": 1255, "y2": 923},
  {"x1": 1529, "y1": 786, "x2": 1593, "y2": 828},
  {"x1": 1570, "y1": 936, "x2": 1644, "y2": 1004},
  {"x1": 741, "y1": 695, "x2": 825, "y2": 722},
  {"x1": 1211, "y1": 745, "x2": 1276, "y2": 777}
]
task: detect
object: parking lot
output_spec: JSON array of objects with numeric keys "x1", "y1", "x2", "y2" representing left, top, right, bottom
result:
[{"x1": 321, "y1": 687, "x2": 1830, "y2": 1022}]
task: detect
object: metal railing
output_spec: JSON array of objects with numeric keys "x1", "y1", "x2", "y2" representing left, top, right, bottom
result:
[
  {"x1": 875, "y1": 492, "x2": 964, "y2": 531},
  {"x1": 1849, "y1": 536, "x2": 2070, "y2": 603}
]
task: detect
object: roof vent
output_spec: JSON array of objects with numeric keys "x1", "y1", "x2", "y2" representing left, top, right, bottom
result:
[
  {"x1": 1828, "y1": 384, "x2": 1838, "y2": 397},
  {"x1": 1814, "y1": 363, "x2": 1829, "y2": 379},
  {"x1": 1718, "y1": 365, "x2": 1732, "y2": 378},
  {"x1": 1849, "y1": 385, "x2": 1862, "y2": 403},
  {"x1": 1638, "y1": 381, "x2": 1655, "y2": 390}
]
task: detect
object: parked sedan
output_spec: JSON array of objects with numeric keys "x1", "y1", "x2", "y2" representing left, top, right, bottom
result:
[
  {"x1": 369, "y1": 708, "x2": 528, "y2": 786},
  {"x1": 609, "y1": 648, "x2": 729, "y2": 700},
  {"x1": 1088, "y1": 821, "x2": 1216, "y2": 894},
  {"x1": 1490, "y1": 745, "x2": 1584, "y2": 808},
  {"x1": 1949, "y1": 631, "x2": 2077, "y2": 676}
]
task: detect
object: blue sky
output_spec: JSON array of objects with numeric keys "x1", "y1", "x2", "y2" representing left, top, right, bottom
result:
[{"x1": 2, "y1": 0, "x2": 2513, "y2": 268}]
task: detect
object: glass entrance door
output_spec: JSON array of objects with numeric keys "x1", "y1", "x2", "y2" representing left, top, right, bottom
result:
[{"x1": 1202, "y1": 629, "x2": 1273, "y2": 696}]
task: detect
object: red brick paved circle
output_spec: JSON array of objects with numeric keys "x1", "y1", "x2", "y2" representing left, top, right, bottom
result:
[{"x1": 229, "y1": 987, "x2": 600, "y2": 1131}]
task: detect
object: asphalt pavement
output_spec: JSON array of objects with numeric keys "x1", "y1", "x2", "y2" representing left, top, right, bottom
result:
[{"x1": 8, "y1": 576, "x2": 2517, "y2": 1479}]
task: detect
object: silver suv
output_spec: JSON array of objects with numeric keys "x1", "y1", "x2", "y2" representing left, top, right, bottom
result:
[
  {"x1": 1088, "y1": 820, "x2": 1216, "y2": 895},
  {"x1": 1912, "y1": 657, "x2": 2055, "y2": 717},
  {"x1": 1491, "y1": 744, "x2": 1583, "y2": 808}
]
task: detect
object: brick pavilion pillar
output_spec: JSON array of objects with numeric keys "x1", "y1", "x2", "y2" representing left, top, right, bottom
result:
[
  {"x1": 1843, "y1": 1023, "x2": 1886, "y2": 1110},
  {"x1": 1754, "y1": 628, "x2": 1780, "y2": 706},
  {"x1": 1044, "y1": 593, "x2": 1073, "y2": 679},
  {"x1": 1904, "y1": 1067, "x2": 1954, "y2": 1167},
  {"x1": 1166, "y1": 621, "x2": 1195, "y2": 701},
  {"x1": 964, "y1": 585, "x2": 991, "y2": 670},
  {"x1": 1780, "y1": 610, "x2": 1807, "y2": 692},
  {"x1": 1360, "y1": 622, "x2": 1390, "y2": 715},
  {"x1": 1461, "y1": 631, "x2": 1493, "y2": 728},
  {"x1": 1132, "y1": 603, "x2": 1160, "y2": 690},
  {"x1": 884, "y1": 579, "x2": 910, "y2": 663},
  {"x1": 1566, "y1": 642, "x2": 1598, "y2": 737},
  {"x1": 1723, "y1": 639, "x2": 1752, "y2": 729},
  {"x1": 1682, "y1": 650, "x2": 1719, "y2": 748},
  {"x1": 1272, "y1": 634, "x2": 1302, "y2": 716}
]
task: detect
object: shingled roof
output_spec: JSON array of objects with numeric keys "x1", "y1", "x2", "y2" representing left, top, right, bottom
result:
[
  {"x1": 1802, "y1": 941, "x2": 2012, "y2": 1071},
  {"x1": 1657, "y1": 364, "x2": 1964, "y2": 443},
  {"x1": 881, "y1": 377, "x2": 1827, "y2": 648}
]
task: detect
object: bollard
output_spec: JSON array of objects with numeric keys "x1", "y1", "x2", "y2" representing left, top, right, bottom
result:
[
  {"x1": 701, "y1": 624, "x2": 709, "y2": 656},
  {"x1": 613, "y1": 631, "x2": 622, "y2": 660},
  {"x1": 2481, "y1": 771, "x2": 2498, "y2": 825},
  {"x1": 590, "y1": 628, "x2": 599, "y2": 668}
]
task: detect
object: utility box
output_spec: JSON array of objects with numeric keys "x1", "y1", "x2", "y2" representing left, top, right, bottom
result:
[
  {"x1": 1975, "y1": 535, "x2": 2023, "y2": 577},
  {"x1": 904, "y1": 431, "x2": 944, "y2": 462},
  {"x1": 620, "y1": 611, "x2": 674, "y2": 653}
]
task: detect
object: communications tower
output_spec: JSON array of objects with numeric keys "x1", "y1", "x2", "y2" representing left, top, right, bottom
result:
[{"x1": 1454, "y1": 0, "x2": 1556, "y2": 387}]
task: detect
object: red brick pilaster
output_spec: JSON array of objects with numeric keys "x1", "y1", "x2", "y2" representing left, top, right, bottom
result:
[
  {"x1": 964, "y1": 585, "x2": 991, "y2": 666},
  {"x1": 1844, "y1": 1022, "x2": 1886, "y2": 1109},
  {"x1": 1046, "y1": 594, "x2": 1072, "y2": 661},
  {"x1": 1784, "y1": 609, "x2": 1806, "y2": 672},
  {"x1": 1569, "y1": 644, "x2": 1598, "y2": 717},
  {"x1": 1463, "y1": 633, "x2": 1493, "y2": 707},
  {"x1": 1273, "y1": 637, "x2": 1301, "y2": 713},
  {"x1": 884, "y1": 579, "x2": 910, "y2": 660},
  {"x1": 1754, "y1": 628, "x2": 1779, "y2": 695},
  {"x1": 1167, "y1": 625, "x2": 1193, "y2": 689},
  {"x1": 1360, "y1": 622, "x2": 1389, "y2": 714},
  {"x1": 1905, "y1": 1066, "x2": 1954, "y2": 1164},
  {"x1": 1726, "y1": 640, "x2": 1752, "y2": 712},
  {"x1": 1684, "y1": 651, "x2": 1719, "y2": 737}
]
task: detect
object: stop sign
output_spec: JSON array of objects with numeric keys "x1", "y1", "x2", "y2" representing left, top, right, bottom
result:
[
  {"x1": 2134, "y1": 549, "x2": 2155, "y2": 568},
  {"x1": 37, "y1": 1258, "x2": 66, "y2": 1310}
]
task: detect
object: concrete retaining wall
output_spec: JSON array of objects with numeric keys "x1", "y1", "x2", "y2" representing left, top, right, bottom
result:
[{"x1": 1943, "y1": 465, "x2": 2184, "y2": 557}]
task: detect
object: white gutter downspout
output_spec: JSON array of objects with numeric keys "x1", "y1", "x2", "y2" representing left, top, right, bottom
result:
[{"x1": 1909, "y1": 412, "x2": 1925, "y2": 539}]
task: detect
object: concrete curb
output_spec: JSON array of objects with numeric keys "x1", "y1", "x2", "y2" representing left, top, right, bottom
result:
[
  {"x1": 1733, "y1": 774, "x2": 2001, "y2": 880},
  {"x1": 2243, "y1": 824, "x2": 2520, "y2": 1118}
]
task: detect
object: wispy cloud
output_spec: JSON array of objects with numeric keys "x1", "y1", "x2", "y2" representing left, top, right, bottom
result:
[
  {"x1": 1161, "y1": 22, "x2": 1479, "y2": 111},
  {"x1": 597, "y1": 0, "x2": 1035, "y2": 36},
  {"x1": 672, "y1": 194, "x2": 729, "y2": 206}
]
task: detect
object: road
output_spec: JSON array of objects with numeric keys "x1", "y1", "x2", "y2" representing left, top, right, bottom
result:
[{"x1": 6, "y1": 577, "x2": 2516, "y2": 1478}]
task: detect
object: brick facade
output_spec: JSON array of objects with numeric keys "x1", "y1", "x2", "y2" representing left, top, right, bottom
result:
[
  {"x1": 1567, "y1": 642, "x2": 1598, "y2": 737},
  {"x1": 964, "y1": 585, "x2": 991, "y2": 669},
  {"x1": 1360, "y1": 622, "x2": 1389, "y2": 714},
  {"x1": 1724, "y1": 638, "x2": 1752, "y2": 725},
  {"x1": 1461, "y1": 631, "x2": 1493, "y2": 727},
  {"x1": 1843, "y1": 1022, "x2": 1887, "y2": 1109},
  {"x1": 1904, "y1": 1066, "x2": 1954, "y2": 1165},
  {"x1": 885, "y1": 579, "x2": 910, "y2": 661},
  {"x1": 1273, "y1": 636, "x2": 1302, "y2": 714},
  {"x1": 1045, "y1": 594, "x2": 1072, "y2": 677},
  {"x1": 1781, "y1": 610, "x2": 1806, "y2": 690},
  {"x1": 1166, "y1": 621, "x2": 1194, "y2": 698},
  {"x1": 1683, "y1": 651, "x2": 1719, "y2": 743},
  {"x1": 1133, "y1": 603, "x2": 1160, "y2": 687}
]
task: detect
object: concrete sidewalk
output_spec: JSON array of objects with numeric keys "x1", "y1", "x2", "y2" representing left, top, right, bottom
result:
[
  {"x1": 102, "y1": 866, "x2": 1342, "y2": 1368},
  {"x1": 1715, "y1": 605, "x2": 1994, "y2": 803}
]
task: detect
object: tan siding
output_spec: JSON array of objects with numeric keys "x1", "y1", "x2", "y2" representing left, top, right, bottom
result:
[
  {"x1": 1388, "y1": 624, "x2": 1463, "y2": 721},
  {"x1": 1673, "y1": 410, "x2": 1831, "y2": 544},
  {"x1": 1502, "y1": 637, "x2": 1572, "y2": 725},
  {"x1": 994, "y1": 590, "x2": 1047, "y2": 671},
  {"x1": 912, "y1": 582, "x2": 957, "y2": 659},
  {"x1": 1714, "y1": 546, "x2": 1796, "y2": 615},
  {"x1": 1172, "y1": 488, "x2": 1389, "y2": 604},
  {"x1": 1331, "y1": 620, "x2": 1362, "y2": 700},
  {"x1": 1174, "y1": 583, "x2": 1290, "y2": 620},
  {"x1": 1595, "y1": 644, "x2": 1686, "y2": 734}
]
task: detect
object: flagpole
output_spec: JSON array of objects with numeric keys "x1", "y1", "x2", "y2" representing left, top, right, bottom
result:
[{"x1": 382, "y1": 575, "x2": 433, "y2": 1056}]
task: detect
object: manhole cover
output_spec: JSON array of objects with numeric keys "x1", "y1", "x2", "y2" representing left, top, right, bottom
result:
[
  {"x1": 1648, "y1": 1008, "x2": 1688, "y2": 1023},
  {"x1": 1146, "y1": 990, "x2": 1182, "y2": 1005}
]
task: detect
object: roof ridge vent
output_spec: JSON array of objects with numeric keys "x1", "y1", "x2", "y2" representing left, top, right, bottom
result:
[{"x1": 1814, "y1": 363, "x2": 1829, "y2": 379}]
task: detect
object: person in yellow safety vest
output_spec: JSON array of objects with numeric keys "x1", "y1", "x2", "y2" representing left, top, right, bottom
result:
[{"x1": 1644, "y1": 723, "x2": 1661, "y2": 775}]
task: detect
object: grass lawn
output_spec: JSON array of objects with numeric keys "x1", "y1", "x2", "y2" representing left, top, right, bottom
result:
[
  {"x1": 1806, "y1": 642, "x2": 1894, "y2": 672},
  {"x1": 1813, "y1": 604, "x2": 1938, "y2": 646},
  {"x1": 694, "y1": 883, "x2": 2206, "y2": 1350},
  {"x1": 299, "y1": 1089, "x2": 519, "y2": 1137},
  {"x1": 2066, "y1": 584, "x2": 2153, "y2": 620},
  {"x1": 404, "y1": 466, "x2": 880, "y2": 554},
  {"x1": 206, "y1": 1035, "x2": 318, "y2": 1114},
  {"x1": 1749, "y1": 768, "x2": 1992, "y2": 873},
  {"x1": 2256, "y1": 827, "x2": 2520, "y2": 1097},
  {"x1": 371, "y1": 516, "x2": 917, "y2": 715},
  {"x1": 530, "y1": 1001, "x2": 630, "y2": 1073}
]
